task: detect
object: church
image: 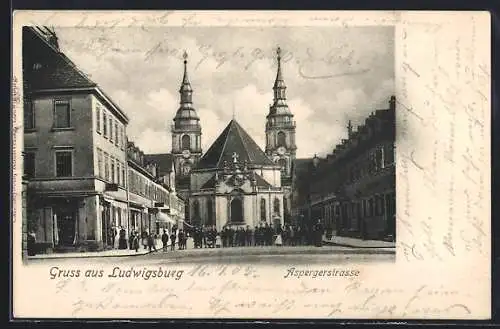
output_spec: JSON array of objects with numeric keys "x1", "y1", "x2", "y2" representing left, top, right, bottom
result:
[{"x1": 160, "y1": 47, "x2": 297, "y2": 230}]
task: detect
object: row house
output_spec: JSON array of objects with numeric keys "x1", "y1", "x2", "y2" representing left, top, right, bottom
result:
[
  {"x1": 293, "y1": 96, "x2": 396, "y2": 241},
  {"x1": 22, "y1": 26, "x2": 184, "y2": 253}
]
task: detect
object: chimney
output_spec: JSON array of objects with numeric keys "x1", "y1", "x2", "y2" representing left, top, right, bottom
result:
[{"x1": 389, "y1": 95, "x2": 396, "y2": 111}]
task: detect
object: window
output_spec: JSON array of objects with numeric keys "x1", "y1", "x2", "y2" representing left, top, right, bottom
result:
[
  {"x1": 122, "y1": 128, "x2": 126, "y2": 150},
  {"x1": 277, "y1": 131, "x2": 286, "y2": 147},
  {"x1": 181, "y1": 135, "x2": 191, "y2": 150},
  {"x1": 385, "y1": 143, "x2": 395, "y2": 166},
  {"x1": 115, "y1": 121, "x2": 119, "y2": 146},
  {"x1": 53, "y1": 100, "x2": 71, "y2": 128},
  {"x1": 121, "y1": 163, "x2": 126, "y2": 187},
  {"x1": 104, "y1": 153, "x2": 109, "y2": 181},
  {"x1": 111, "y1": 157, "x2": 115, "y2": 183},
  {"x1": 273, "y1": 197, "x2": 280, "y2": 216},
  {"x1": 193, "y1": 199, "x2": 200, "y2": 221},
  {"x1": 116, "y1": 162, "x2": 121, "y2": 185},
  {"x1": 55, "y1": 150, "x2": 73, "y2": 177},
  {"x1": 278, "y1": 158, "x2": 287, "y2": 173},
  {"x1": 103, "y1": 112, "x2": 108, "y2": 138},
  {"x1": 207, "y1": 199, "x2": 213, "y2": 225},
  {"x1": 24, "y1": 152, "x2": 35, "y2": 178},
  {"x1": 109, "y1": 117, "x2": 114, "y2": 143},
  {"x1": 24, "y1": 101, "x2": 35, "y2": 130},
  {"x1": 97, "y1": 149, "x2": 103, "y2": 178},
  {"x1": 96, "y1": 106, "x2": 101, "y2": 134}
]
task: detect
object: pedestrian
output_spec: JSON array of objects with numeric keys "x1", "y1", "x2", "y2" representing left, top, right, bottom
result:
[
  {"x1": 162, "y1": 230, "x2": 169, "y2": 252},
  {"x1": 147, "y1": 232, "x2": 157, "y2": 252},
  {"x1": 133, "y1": 232, "x2": 140, "y2": 252},
  {"x1": 275, "y1": 231, "x2": 283, "y2": 246},
  {"x1": 178, "y1": 230, "x2": 185, "y2": 250},
  {"x1": 118, "y1": 227, "x2": 127, "y2": 249},
  {"x1": 215, "y1": 232, "x2": 222, "y2": 248},
  {"x1": 141, "y1": 231, "x2": 148, "y2": 249},
  {"x1": 170, "y1": 229, "x2": 177, "y2": 251}
]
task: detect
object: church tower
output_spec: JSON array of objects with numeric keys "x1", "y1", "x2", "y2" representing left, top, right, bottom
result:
[
  {"x1": 265, "y1": 47, "x2": 296, "y2": 186},
  {"x1": 171, "y1": 51, "x2": 202, "y2": 191}
]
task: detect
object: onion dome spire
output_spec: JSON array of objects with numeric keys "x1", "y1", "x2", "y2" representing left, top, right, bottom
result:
[{"x1": 174, "y1": 50, "x2": 199, "y2": 124}]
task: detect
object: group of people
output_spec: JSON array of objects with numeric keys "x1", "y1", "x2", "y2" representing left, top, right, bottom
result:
[
  {"x1": 108, "y1": 226, "x2": 128, "y2": 250},
  {"x1": 106, "y1": 220, "x2": 326, "y2": 254},
  {"x1": 185, "y1": 220, "x2": 326, "y2": 249}
]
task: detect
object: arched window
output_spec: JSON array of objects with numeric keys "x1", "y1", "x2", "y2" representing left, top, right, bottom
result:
[
  {"x1": 192, "y1": 199, "x2": 200, "y2": 223},
  {"x1": 231, "y1": 198, "x2": 243, "y2": 223},
  {"x1": 260, "y1": 198, "x2": 266, "y2": 222},
  {"x1": 206, "y1": 199, "x2": 213, "y2": 225},
  {"x1": 273, "y1": 197, "x2": 280, "y2": 216},
  {"x1": 277, "y1": 131, "x2": 286, "y2": 147},
  {"x1": 181, "y1": 134, "x2": 191, "y2": 150},
  {"x1": 278, "y1": 158, "x2": 287, "y2": 172}
]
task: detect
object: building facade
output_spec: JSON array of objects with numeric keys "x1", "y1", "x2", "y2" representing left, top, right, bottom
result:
[
  {"x1": 23, "y1": 26, "x2": 130, "y2": 251},
  {"x1": 265, "y1": 47, "x2": 296, "y2": 225},
  {"x1": 22, "y1": 26, "x2": 185, "y2": 253},
  {"x1": 294, "y1": 96, "x2": 396, "y2": 241},
  {"x1": 189, "y1": 120, "x2": 285, "y2": 230}
]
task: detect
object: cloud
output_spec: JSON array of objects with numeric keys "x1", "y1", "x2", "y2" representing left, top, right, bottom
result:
[{"x1": 54, "y1": 26, "x2": 395, "y2": 159}]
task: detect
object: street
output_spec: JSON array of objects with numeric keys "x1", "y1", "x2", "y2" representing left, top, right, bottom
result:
[{"x1": 27, "y1": 237, "x2": 395, "y2": 266}]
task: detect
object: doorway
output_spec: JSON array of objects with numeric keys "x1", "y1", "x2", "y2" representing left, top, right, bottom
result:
[{"x1": 55, "y1": 208, "x2": 76, "y2": 246}]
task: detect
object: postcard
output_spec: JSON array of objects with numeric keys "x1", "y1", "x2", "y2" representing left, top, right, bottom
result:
[{"x1": 11, "y1": 10, "x2": 491, "y2": 319}]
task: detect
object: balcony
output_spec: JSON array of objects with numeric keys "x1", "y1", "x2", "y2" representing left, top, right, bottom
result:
[{"x1": 171, "y1": 124, "x2": 201, "y2": 132}]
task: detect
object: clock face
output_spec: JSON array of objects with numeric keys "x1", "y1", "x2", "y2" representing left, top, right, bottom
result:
[
  {"x1": 277, "y1": 146, "x2": 286, "y2": 155},
  {"x1": 182, "y1": 165, "x2": 191, "y2": 175},
  {"x1": 182, "y1": 150, "x2": 191, "y2": 158}
]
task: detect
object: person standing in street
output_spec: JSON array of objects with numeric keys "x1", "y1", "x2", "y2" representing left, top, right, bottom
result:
[
  {"x1": 170, "y1": 230, "x2": 177, "y2": 251},
  {"x1": 133, "y1": 232, "x2": 140, "y2": 252},
  {"x1": 161, "y1": 229, "x2": 169, "y2": 252},
  {"x1": 147, "y1": 232, "x2": 157, "y2": 252}
]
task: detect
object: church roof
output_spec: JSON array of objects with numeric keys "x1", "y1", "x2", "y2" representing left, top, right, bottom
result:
[
  {"x1": 144, "y1": 153, "x2": 174, "y2": 176},
  {"x1": 196, "y1": 120, "x2": 275, "y2": 169}
]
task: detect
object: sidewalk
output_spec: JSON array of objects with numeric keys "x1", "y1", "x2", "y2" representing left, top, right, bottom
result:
[
  {"x1": 323, "y1": 235, "x2": 395, "y2": 248},
  {"x1": 27, "y1": 242, "x2": 172, "y2": 260}
]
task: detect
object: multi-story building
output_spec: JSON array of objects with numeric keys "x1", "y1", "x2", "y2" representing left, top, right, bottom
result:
[
  {"x1": 23, "y1": 26, "x2": 130, "y2": 251},
  {"x1": 293, "y1": 96, "x2": 396, "y2": 241},
  {"x1": 127, "y1": 142, "x2": 180, "y2": 236},
  {"x1": 22, "y1": 26, "x2": 185, "y2": 253}
]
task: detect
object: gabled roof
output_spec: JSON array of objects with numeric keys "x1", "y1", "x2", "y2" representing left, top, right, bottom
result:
[
  {"x1": 24, "y1": 27, "x2": 97, "y2": 90},
  {"x1": 196, "y1": 120, "x2": 275, "y2": 169},
  {"x1": 144, "y1": 153, "x2": 174, "y2": 176}
]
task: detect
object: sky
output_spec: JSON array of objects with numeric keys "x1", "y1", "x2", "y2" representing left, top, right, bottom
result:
[{"x1": 54, "y1": 26, "x2": 394, "y2": 158}]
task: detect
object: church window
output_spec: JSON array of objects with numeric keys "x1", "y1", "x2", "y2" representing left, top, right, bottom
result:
[
  {"x1": 181, "y1": 134, "x2": 191, "y2": 150},
  {"x1": 278, "y1": 158, "x2": 287, "y2": 172},
  {"x1": 273, "y1": 197, "x2": 280, "y2": 216},
  {"x1": 260, "y1": 198, "x2": 266, "y2": 222},
  {"x1": 207, "y1": 199, "x2": 213, "y2": 225},
  {"x1": 192, "y1": 199, "x2": 200, "y2": 223},
  {"x1": 277, "y1": 131, "x2": 286, "y2": 147},
  {"x1": 230, "y1": 198, "x2": 243, "y2": 223}
]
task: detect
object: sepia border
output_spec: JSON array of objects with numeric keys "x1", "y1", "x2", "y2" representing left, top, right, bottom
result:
[{"x1": 10, "y1": 10, "x2": 492, "y2": 321}]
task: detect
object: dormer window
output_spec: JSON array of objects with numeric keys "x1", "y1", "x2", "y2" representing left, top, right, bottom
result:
[{"x1": 32, "y1": 63, "x2": 42, "y2": 71}]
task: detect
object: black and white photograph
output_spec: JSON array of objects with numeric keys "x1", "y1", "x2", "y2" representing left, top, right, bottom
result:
[
  {"x1": 11, "y1": 11, "x2": 490, "y2": 319},
  {"x1": 21, "y1": 24, "x2": 396, "y2": 264}
]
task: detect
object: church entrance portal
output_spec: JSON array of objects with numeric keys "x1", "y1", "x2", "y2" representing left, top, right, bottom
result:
[{"x1": 230, "y1": 198, "x2": 243, "y2": 223}]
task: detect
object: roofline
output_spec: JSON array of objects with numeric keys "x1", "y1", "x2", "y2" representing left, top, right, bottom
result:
[{"x1": 30, "y1": 87, "x2": 130, "y2": 124}]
